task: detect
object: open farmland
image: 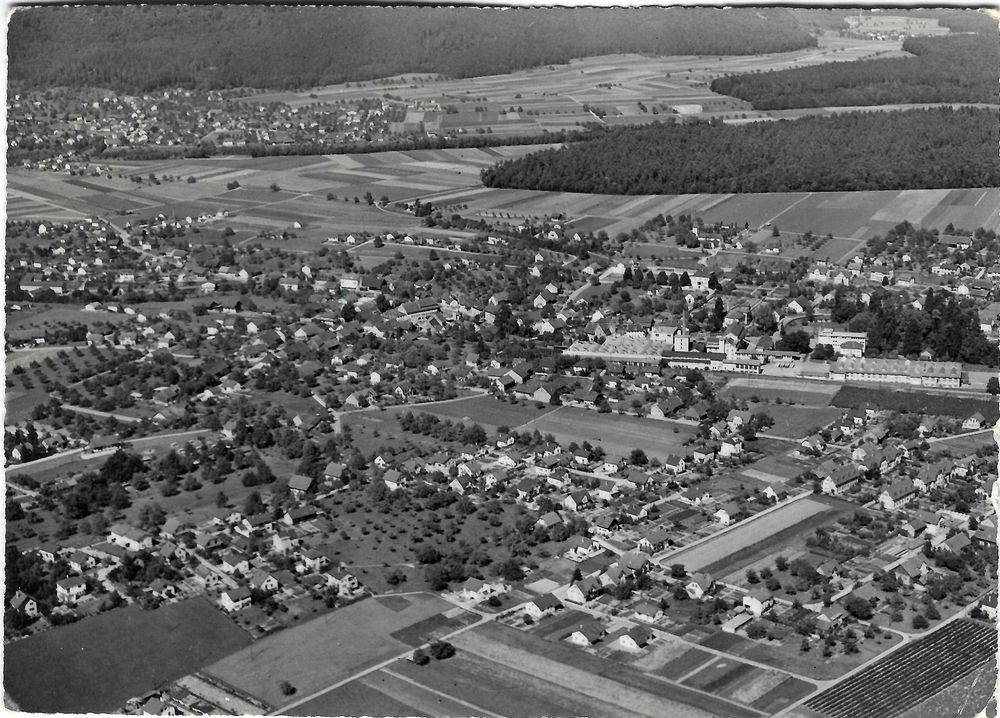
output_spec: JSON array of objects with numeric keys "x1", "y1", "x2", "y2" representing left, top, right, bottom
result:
[
  {"x1": 805, "y1": 619, "x2": 997, "y2": 718},
  {"x1": 4, "y1": 598, "x2": 250, "y2": 713},
  {"x1": 522, "y1": 406, "x2": 697, "y2": 460},
  {"x1": 11, "y1": 156, "x2": 999, "y2": 247},
  {"x1": 447, "y1": 621, "x2": 761, "y2": 718},
  {"x1": 748, "y1": 403, "x2": 843, "y2": 439},
  {"x1": 659, "y1": 497, "x2": 835, "y2": 573},
  {"x1": 203, "y1": 593, "x2": 462, "y2": 709},
  {"x1": 247, "y1": 36, "x2": 905, "y2": 132}
]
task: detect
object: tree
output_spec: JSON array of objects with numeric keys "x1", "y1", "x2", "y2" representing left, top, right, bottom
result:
[
  {"x1": 411, "y1": 648, "x2": 430, "y2": 665},
  {"x1": 670, "y1": 563, "x2": 687, "y2": 578},
  {"x1": 843, "y1": 595, "x2": 874, "y2": 620},
  {"x1": 746, "y1": 569, "x2": 760, "y2": 584},
  {"x1": 216, "y1": 491, "x2": 229, "y2": 508},
  {"x1": 912, "y1": 614, "x2": 929, "y2": 630},
  {"x1": 988, "y1": 376, "x2": 999, "y2": 395},
  {"x1": 279, "y1": 681, "x2": 296, "y2": 696},
  {"x1": 429, "y1": 640, "x2": 456, "y2": 659},
  {"x1": 629, "y1": 448, "x2": 648, "y2": 466},
  {"x1": 775, "y1": 555, "x2": 788, "y2": 571}
]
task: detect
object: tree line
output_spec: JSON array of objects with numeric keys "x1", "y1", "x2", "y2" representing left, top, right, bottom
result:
[
  {"x1": 480, "y1": 107, "x2": 1000, "y2": 194},
  {"x1": 710, "y1": 32, "x2": 1000, "y2": 110},
  {"x1": 9, "y1": 6, "x2": 816, "y2": 92}
]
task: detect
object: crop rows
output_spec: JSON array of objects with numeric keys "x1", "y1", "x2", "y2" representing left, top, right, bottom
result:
[{"x1": 806, "y1": 619, "x2": 996, "y2": 718}]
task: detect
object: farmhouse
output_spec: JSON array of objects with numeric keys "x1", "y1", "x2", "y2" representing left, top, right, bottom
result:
[{"x1": 879, "y1": 481, "x2": 917, "y2": 510}]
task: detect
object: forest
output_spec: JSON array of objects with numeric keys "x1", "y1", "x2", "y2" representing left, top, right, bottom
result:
[
  {"x1": 8, "y1": 6, "x2": 816, "y2": 92},
  {"x1": 480, "y1": 107, "x2": 1000, "y2": 194},
  {"x1": 710, "y1": 32, "x2": 999, "y2": 109}
]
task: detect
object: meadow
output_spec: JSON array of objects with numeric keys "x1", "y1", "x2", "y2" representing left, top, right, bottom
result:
[
  {"x1": 203, "y1": 593, "x2": 459, "y2": 709},
  {"x1": 4, "y1": 597, "x2": 250, "y2": 713}
]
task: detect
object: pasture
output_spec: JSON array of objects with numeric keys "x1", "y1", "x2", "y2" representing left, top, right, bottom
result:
[
  {"x1": 832, "y1": 385, "x2": 1000, "y2": 421},
  {"x1": 804, "y1": 619, "x2": 997, "y2": 718},
  {"x1": 748, "y1": 402, "x2": 843, "y2": 439},
  {"x1": 4, "y1": 598, "x2": 251, "y2": 714},
  {"x1": 523, "y1": 406, "x2": 697, "y2": 460},
  {"x1": 659, "y1": 497, "x2": 835, "y2": 574},
  {"x1": 203, "y1": 593, "x2": 458, "y2": 709}
]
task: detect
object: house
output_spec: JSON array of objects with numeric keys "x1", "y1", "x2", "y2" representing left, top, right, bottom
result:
[
  {"x1": 108, "y1": 524, "x2": 153, "y2": 551},
  {"x1": 219, "y1": 550, "x2": 250, "y2": 575},
  {"x1": 219, "y1": 586, "x2": 252, "y2": 612},
  {"x1": 743, "y1": 588, "x2": 774, "y2": 617},
  {"x1": 879, "y1": 481, "x2": 917, "y2": 510},
  {"x1": 523, "y1": 593, "x2": 563, "y2": 620},
  {"x1": 56, "y1": 576, "x2": 88, "y2": 604},
  {"x1": 633, "y1": 601, "x2": 664, "y2": 623},
  {"x1": 324, "y1": 568, "x2": 361, "y2": 595},
  {"x1": 821, "y1": 465, "x2": 863, "y2": 496},
  {"x1": 566, "y1": 576, "x2": 603, "y2": 604},
  {"x1": 288, "y1": 474, "x2": 315, "y2": 498},
  {"x1": 713, "y1": 501, "x2": 741, "y2": 526},
  {"x1": 637, "y1": 528, "x2": 671, "y2": 554},
  {"x1": 562, "y1": 490, "x2": 592, "y2": 513},
  {"x1": 962, "y1": 412, "x2": 987, "y2": 431},
  {"x1": 565, "y1": 534, "x2": 600, "y2": 557},
  {"x1": 619, "y1": 551, "x2": 651, "y2": 576},
  {"x1": 68, "y1": 550, "x2": 96, "y2": 574},
  {"x1": 149, "y1": 578, "x2": 178, "y2": 601},
  {"x1": 662, "y1": 454, "x2": 686, "y2": 474},
  {"x1": 679, "y1": 487, "x2": 711, "y2": 506},
  {"x1": 10, "y1": 591, "x2": 39, "y2": 617},
  {"x1": 618, "y1": 624, "x2": 656, "y2": 651},
  {"x1": 685, "y1": 572, "x2": 715, "y2": 600},
  {"x1": 592, "y1": 515, "x2": 619, "y2": 537},
  {"x1": 299, "y1": 548, "x2": 331, "y2": 573},
  {"x1": 567, "y1": 621, "x2": 606, "y2": 646},
  {"x1": 938, "y1": 533, "x2": 972, "y2": 555}
]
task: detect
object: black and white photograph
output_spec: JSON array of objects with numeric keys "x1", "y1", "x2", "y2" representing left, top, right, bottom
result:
[{"x1": 3, "y1": 4, "x2": 999, "y2": 717}]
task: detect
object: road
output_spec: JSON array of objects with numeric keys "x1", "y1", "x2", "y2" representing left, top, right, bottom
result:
[
  {"x1": 61, "y1": 404, "x2": 144, "y2": 424},
  {"x1": 5, "y1": 428, "x2": 216, "y2": 479}
]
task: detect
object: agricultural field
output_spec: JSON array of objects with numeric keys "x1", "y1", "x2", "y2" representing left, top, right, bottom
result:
[
  {"x1": 803, "y1": 619, "x2": 997, "y2": 718},
  {"x1": 203, "y1": 593, "x2": 462, "y2": 710},
  {"x1": 659, "y1": 497, "x2": 837, "y2": 574},
  {"x1": 523, "y1": 406, "x2": 698, "y2": 460},
  {"x1": 897, "y1": 655, "x2": 996, "y2": 718},
  {"x1": 247, "y1": 36, "x2": 905, "y2": 133},
  {"x1": 4, "y1": 597, "x2": 251, "y2": 714},
  {"x1": 443, "y1": 621, "x2": 760, "y2": 718}
]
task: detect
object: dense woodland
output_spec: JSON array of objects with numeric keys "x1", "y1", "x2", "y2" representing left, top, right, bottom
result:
[
  {"x1": 480, "y1": 107, "x2": 1000, "y2": 194},
  {"x1": 710, "y1": 32, "x2": 1000, "y2": 109},
  {"x1": 8, "y1": 7, "x2": 816, "y2": 92}
]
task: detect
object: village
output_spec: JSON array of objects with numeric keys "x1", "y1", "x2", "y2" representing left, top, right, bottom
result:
[{"x1": 4, "y1": 191, "x2": 999, "y2": 716}]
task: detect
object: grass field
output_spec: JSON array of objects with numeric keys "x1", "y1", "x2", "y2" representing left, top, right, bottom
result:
[
  {"x1": 4, "y1": 598, "x2": 251, "y2": 713},
  {"x1": 385, "y1": 394, "x2": 559, "y2": 433},
  {"x1": 522, "y1": 406, "x2": 697, "y2": 460},
  {"x1": 659, "y1": 497, "x2": 834, "y2": 573},
  {"x1": 748, "y1": 402, "x2": 843, "y2": 439},
  {"x1": 721, "y1": 378, "x2": 839, "y2": 406},
  {"x1": 204, "y1": 593, "x2": 458, "y2": 709}
]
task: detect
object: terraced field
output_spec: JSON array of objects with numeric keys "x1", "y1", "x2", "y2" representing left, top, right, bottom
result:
[{"x1": 805, "y1": 619, "x2": 997, "y2": 718}]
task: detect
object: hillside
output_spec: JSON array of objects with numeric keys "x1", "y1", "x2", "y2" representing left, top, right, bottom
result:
[
  {"x1": 480, "y1": 107, "x2": 1000, "y2": 194},
  {"x1": 710, "y1": 29, "x2": 999, "y2": 109},
  {"x1": 8, "y1": 6, "x2": 817, "y2": 92}
]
